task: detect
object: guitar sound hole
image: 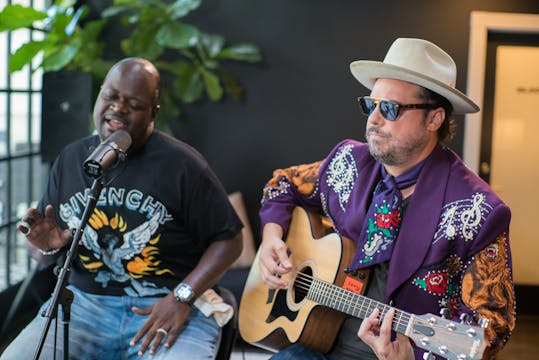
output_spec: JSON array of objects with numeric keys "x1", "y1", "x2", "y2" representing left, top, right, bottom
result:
[{"x1": 293, "y1": 266, "x2": 313, "y2": 303}]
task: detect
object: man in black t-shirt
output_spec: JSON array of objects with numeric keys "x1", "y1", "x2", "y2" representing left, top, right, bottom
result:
[{"x1": 2, "y1": 58, "x2": 243, "y2": 360}]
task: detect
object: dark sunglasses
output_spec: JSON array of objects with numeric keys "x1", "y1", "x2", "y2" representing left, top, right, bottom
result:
[{"x1": 358, "y1": 96, "x2": 439, "y2": 121}]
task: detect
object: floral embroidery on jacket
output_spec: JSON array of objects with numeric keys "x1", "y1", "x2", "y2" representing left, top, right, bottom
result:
[
  {"x1": 413, "y1": 255, "x2": 463, "y2": 316},
  {"x1": 358, "y1": 202, "x2": 402, "y2": 264}
]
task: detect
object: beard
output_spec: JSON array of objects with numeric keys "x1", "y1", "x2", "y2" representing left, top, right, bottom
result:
[{"x1": 366, "y1": 126, "x2": 430, "y2": 166}]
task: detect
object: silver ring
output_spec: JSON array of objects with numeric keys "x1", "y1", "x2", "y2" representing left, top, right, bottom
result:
[
  {"x1": 18, "y1": 221, "x2": 31, "y2": 236},
  {"x1": 156, "y1": 328, "x2": 168, "y2": 336}
]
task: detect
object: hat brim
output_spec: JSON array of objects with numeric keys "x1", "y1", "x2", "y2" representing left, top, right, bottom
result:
[{"x1": 350, "y1": 60, "x2": 479, "y2": 114}]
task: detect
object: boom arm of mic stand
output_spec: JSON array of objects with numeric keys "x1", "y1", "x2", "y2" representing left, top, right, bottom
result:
[{"x1": 33, "y1": 178, "x2": 104, "y2": 360}]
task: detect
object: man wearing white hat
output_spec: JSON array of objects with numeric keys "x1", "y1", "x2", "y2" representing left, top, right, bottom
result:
[{"x1": 257, "y1": 38, "x2": 515, "y2": 359}]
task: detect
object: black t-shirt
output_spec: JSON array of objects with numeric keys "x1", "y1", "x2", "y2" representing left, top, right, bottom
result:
[{"x1": 40, "y1": 131, "x2": 243, "y2": 297}]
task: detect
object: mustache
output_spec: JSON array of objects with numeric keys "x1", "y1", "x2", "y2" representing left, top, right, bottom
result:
[{"x1": 366, "y1": 126, "x2": 389, "y2": 138}]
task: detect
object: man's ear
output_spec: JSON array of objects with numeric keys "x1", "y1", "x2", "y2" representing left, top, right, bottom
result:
[{"x1": 426, "y1": 107, "x2": 445, "y2": 132}]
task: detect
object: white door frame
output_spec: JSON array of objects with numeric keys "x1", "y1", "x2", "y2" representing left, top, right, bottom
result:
[{"x1": 464, "y1": 11, "x2": 539, "y2": 173}]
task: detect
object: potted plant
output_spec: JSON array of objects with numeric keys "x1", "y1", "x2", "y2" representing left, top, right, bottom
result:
[{"x1": 0, "y1": 0, "x2": 262, "y2": 131}]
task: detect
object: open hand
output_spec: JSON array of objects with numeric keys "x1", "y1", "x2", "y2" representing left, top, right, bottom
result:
[
  {"x1": 130, "y1": 293, "x2": 190, "y2": 356},
  {"x1": 18, "y1": 205, "x2": 71, "y2": 252}
]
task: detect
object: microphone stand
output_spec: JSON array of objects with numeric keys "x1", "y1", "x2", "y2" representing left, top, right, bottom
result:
[{"x1": 33, "y1": 178, "x2": 104, "y2": 360}]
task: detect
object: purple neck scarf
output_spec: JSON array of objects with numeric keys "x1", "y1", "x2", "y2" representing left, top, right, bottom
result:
[{"x1": 349, "y1": 159, "x2": 427, "y2": 270}]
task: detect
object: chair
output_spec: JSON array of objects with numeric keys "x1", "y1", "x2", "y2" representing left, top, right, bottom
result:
[{"x1": 215, "y1": 286, "x2": 239, "y2": 360}]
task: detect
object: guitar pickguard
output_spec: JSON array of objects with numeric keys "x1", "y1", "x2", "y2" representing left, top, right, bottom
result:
[{"x1": 265, "y1": 288, "x2": 299, "y2": 323}]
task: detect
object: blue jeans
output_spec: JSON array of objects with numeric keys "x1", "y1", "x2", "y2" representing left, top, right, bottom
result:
[
  {"x1": 0, "y1": 286, "x2": 220, "y2": 360},
  {"x1": 270, "y1": 344, "x2": 329, "y2": 360}
]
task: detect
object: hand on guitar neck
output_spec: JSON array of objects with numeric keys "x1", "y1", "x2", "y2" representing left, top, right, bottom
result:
[{"x1": 359, "y1": 308, "x2": 415, "y2": 360}]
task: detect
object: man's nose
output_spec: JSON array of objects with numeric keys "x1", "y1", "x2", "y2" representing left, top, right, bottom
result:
[{"x1": 110, "y1": 99, "x2": 128, "y2": 113}]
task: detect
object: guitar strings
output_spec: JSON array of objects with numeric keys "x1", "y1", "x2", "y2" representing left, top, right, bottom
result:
[
  {"x1": 291, "y1": 271, "x2": 411, "y2": 331},
  {"x1": 278, "y1": 270, "x2": 480, "y2": 356},
  {"x1": 294, "y1": 272, "x2": 480, "y2": 336},
  {"x1": 290, "y1": 271, "x2": 474, "y2": 337}
]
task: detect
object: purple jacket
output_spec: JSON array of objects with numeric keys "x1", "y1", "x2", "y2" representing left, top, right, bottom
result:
[{"x1": 260, "y1": 139, "x2": 515, "y2": 358}]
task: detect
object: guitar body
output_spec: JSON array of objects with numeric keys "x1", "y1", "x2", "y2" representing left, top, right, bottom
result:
[
  {"x1": 238, "y1": 207, "x2": 367, "y2": 353},
  {"x1": 239, "y1": 208, "x2": 488, "y2": 359}
]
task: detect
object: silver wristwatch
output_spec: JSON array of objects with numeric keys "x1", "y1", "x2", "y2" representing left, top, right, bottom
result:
[{"x1": 173, "y1": 283, "x2": 195, "y2": 305}]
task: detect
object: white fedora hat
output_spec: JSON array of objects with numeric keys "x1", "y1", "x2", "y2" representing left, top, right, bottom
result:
[{"x1": 350, "y1": 38, "x2": 479, "y2": 114}]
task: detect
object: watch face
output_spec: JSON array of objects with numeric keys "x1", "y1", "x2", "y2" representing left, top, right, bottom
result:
[{"x1": 175, "y1": 284, "x2": 194, "y2": 302}]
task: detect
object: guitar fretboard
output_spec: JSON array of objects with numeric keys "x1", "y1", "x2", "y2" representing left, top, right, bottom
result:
[{"x1": 301, "y1": 274, "x2": 412, "y2": 335}]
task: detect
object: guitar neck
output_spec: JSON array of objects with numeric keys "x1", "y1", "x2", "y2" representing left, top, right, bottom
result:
[{"x1": 306, "y1": 277, "x2": 411, "y2": 335}]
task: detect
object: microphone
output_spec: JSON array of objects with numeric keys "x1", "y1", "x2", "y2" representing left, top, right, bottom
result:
[{"x1": 83, "y1": 130, "x2": 132, "y2": 178}]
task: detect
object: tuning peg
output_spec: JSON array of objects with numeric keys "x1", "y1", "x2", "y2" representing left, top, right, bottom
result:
[
  {"x1": 459, "y1": 313, "x2": 470, "y2": 324},
  {"x1": 423, "y1": 351, "x2": 436, "y2": 360},
  {"x1": 439, "y1": 308, "x2": 451, "y2": 319},
  {"x1": 477, "y1": 317, "x2": 490, "y2": 328}
]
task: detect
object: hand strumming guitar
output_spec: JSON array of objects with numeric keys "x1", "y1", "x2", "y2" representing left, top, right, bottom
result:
[{"x1": 258, "y1": 222, "x2": 292, "y2": 289}]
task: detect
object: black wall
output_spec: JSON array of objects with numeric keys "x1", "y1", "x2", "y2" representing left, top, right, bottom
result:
[{"x1": 85, "y1": 0, "x2": 539, "y2": 241}]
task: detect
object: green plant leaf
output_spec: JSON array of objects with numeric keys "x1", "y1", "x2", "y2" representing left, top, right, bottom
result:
[
  {"x1": 156, "y1": 21, "x2": 199, "y2": 49},
  {"x1": 1, "y1": 0, "x2": 263, "y2": 128},
  {"x1": 124, "y1": 24, "x2": 164, "y2": 59},
  {"x1": 55, "y1": 0, "x2": 78, "y2": 8},
  {"x1": 9, "y1": 40, "x2": 47, "y2": 72},
  {"x1": 202, "y1": 59, "x2": 219, "y2": 69},
  {"x1": 158, "y1": 90, "x2": 182, "y2": 122},
  {"x1": 42, "y1": 38, "x2": 82, "y2": 72},
  {"x1": 64, "y1": 6, "x2": 87, "y2": 36},
  {"x1": 219, "y1": 67, "x2": 244, "y2": 102},
  {"x1": 80, "y1": 19, "x2": 106, "y2": 42},
  {"x1": 199, "y1": 68, "x2": 223, "y2": 101},
  {"x1": 113, "y1": 0, "x2": 152, "y2": 6},
  {"x1": 101, "y1": 5, "x2": 134, "y2": 18},
  {"x1": 195, "y1": 40, "x2": 219, "y2": 69},
  {"x1": 120, "y1": 38, "x2": 132, "y2": 55},
  {"x1": 137, "y1": 6, "x2": 168, "y2": 24},
  {"x1": 171, "y1": 61, "x2": 204, "y2": 103},
  {"x1": 168, "y1": 0, "x2": 202, "y2": 20},
  {"x1": 80, "y1": 58, "x2": 114, "y2": 79},
  {"x1": 48, "y1": 11, "x2": 72, "y2": 36},
  {"x1": 200, "y1": 33, "x2": 224, "y2": 58},
  {"x1": 0, "y1": 5, "x2": 47, "y2": 31},
  {"x1": 73, "y1": 20, "x2": 106, "y2": 73},
  {"x1": 217, "y1": 43, "x2": 262, "y2": 63}
]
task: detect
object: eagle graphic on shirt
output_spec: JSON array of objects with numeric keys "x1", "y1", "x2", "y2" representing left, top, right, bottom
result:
[{"x1": 65, "y1": 209, "x2": 174, "y2": 296}]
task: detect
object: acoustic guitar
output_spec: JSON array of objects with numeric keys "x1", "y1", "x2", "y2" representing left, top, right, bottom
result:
[{"x1": 238, "y1": 207, "x2": 487, "y2": 360}]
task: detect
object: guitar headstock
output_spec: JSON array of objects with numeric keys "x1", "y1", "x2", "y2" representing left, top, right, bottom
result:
[{"x1": 408, "y1": 313, "x2": 486, "y2": 360}]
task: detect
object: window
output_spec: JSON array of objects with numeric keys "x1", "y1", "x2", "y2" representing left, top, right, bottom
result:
[{"x1": 0, "y1": 0, "x2": 49, "y2": 290}]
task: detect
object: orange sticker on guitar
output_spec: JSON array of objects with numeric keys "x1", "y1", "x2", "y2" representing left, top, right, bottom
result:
[{"x1": 343, "y1": 276, "x2": 364, "y2": 294}]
